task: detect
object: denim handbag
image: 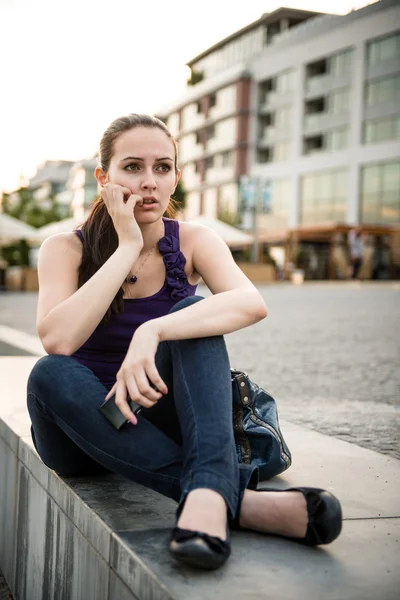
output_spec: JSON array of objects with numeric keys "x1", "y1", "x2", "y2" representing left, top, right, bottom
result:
[{"x1": 231, "y1": 368, "x2": 292, "y2": 480}]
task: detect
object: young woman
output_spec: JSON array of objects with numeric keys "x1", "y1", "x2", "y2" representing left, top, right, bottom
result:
[{"x1": 27, "y1": 114, "x2": 342, "y2": 570}]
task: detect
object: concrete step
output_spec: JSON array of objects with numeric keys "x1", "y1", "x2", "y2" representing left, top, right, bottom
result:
[{"x1": 1, "y1": 356, "x2": 399, "y2": 600}]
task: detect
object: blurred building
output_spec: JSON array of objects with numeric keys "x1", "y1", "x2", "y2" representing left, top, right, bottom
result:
[
  {"x1": 26, "y1": 160, "x2": 75, "y2": 217},
  {"x1": 67, "y1": 158, "x2": 99, "y2": 219},
  {"x1": 6, "y1": 158, "x2": 99, "y2": 221},
  {"x1": 157, "y1": 0, "x2": 400, "y2": 279}
]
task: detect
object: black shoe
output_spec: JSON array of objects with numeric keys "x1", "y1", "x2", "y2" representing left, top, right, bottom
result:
[
  {"x1": 257, "y1": 486, "x2": 342, "y2": 546},
  {"x1": 169, "y1": 525, "x2": 231, "y2": 570}
]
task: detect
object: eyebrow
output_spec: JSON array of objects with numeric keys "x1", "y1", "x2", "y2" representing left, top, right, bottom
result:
[{"x1": 120, "y1": 156, "x2": 174, "y2": 163}]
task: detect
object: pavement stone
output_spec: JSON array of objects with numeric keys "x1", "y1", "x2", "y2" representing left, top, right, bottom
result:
[{"x1": 0, "y1": 283, "x2": 399, "y2": 460}]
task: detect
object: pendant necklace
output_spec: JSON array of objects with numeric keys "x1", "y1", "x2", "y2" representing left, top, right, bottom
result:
[{"x1": 125, "y1": 224, "x2": 164, "y2": 284}]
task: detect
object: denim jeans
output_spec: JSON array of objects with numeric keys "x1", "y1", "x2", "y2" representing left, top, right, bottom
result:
[{"x1": 27, "y1": 295, "x2": 258, "y2": 527}]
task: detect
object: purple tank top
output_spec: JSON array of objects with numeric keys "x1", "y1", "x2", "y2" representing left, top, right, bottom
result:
[{"x1": 70, "y1": 217, "x2": 198, "y2": 387}]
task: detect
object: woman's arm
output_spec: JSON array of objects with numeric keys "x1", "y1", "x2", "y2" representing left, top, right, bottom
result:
[
  {"x1": 148, "y1": 225, "x2": 268, "y2": 342},
  {"x1": 37, "y1": 234, "x2": 141, "y2": 355},
  {"x1": 108, "y1": 226, "x2": 268, "y2": 423}
]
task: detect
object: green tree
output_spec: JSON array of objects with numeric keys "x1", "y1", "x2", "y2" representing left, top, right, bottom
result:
[
  {"x1": 2, "y1": 187, "x2": 70, "y2": 229},
  {"x1": 217, "y1": 203, "x2": 240, "y2": 227}
]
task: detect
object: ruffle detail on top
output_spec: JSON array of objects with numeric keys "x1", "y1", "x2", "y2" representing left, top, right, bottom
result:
[{"x1": 158, "y1": 229, "x2": 193, "y2": 300}]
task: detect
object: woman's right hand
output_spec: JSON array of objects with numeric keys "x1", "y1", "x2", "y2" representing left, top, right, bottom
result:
[{"x1": 101, "y1": 183, "x2": 144, "y2": 249}]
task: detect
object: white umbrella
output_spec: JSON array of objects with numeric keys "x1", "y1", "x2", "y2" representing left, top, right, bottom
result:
[
  {"x1": 0, "y1": 213, "x2": 42, "y2": 244},
  {"x1": 34, "y1": 213, "x2": 89, "y2": 243},
  {"x1": 187, "y1": 215, "x2": 253, "y2": 249}
]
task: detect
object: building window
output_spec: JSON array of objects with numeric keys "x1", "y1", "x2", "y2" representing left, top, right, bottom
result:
[
  {"x1": 276, "y1": 69, "x2": 295, "y2": 93},
  {"x1": 330, "y1": 49, "x2": 353, "y2": 77},
  {"x1": 304, "y1": 134, "x2": 324, "y2": 154},
  {"x1": 307, "y1": 58, "x2": 328, "y2": 78},
  {"x1": 195, "y1": 131, "x2": 201, "y2": 145},
  {"x1": 196, "y1": 101, "x2": 202, "y2": 114},
  {"x1": 305, "y1": 97, "x2": 326, "y2": 116},
  {"x1": 221, "y1": 151, "x2": 232, "y2": 167},
  {"x1": 326, "y1": 127, "x2": 348, "y2": 151},
  {"x1": 273, "y1": 142, "x2": 291, "y2": 162},
  {"x1": 330, "y1": 88, "x2": 350, "y2": 114},
  {"x1": 365, "y1": 74, "x2": 400, "y2": 107},
  {"x1": 209, "y1": 93, "x2": 217, "y2": 108},
  {"x1": 265, "y1": 21, "x2": 281, "y2": 45},
  {"x1": 367, "y1": 32, "x2": 400, "y2": 67},
  {"x1": 364, "y1": 115, "x2": 400, "y2": 144},
  {"x1": 275, "y1": 106, "x2": 292, "y2": 130},
  {"x1": 205, "y1": 156, "x2": 214, "y2": 169},
  {"x1": 271, "y1": 178, "x2": 291, "y2": 218},
  {"x1": 206, "y1": 125, "x2": 215, "y2": 140},
  {"x1": 361, "y1": 161, "x2": 400, "y2": 224},
  {"x1": 300, "y1": 168, "x2": 348, "y2": 224},
  {"x1": 257, "y1": 148, "x2": 272, "y2": 163}
]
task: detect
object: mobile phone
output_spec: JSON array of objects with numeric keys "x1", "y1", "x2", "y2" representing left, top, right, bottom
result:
[{"x1": 99, "y1": 393, "x2": 142, "y2": 430}]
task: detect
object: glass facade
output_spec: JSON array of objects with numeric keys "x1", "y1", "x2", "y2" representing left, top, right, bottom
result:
[
  {"x1": 360, "y1": 161, "x2": 400, "y2": 224},
  {"x1": 330, "y1": 87, "x2": 350, "y2": 114},
  {"x1": 366, "y1": 74, "x2": 400, "y2": 106},
  {"x1": 330, "y1": 49, "x2": 353, "y2": 76},
  {"x1": 326, "y1": 127, "x2": 348, "y2": 150},
  {"x1": 274, "y1": 142, "x2": 291, "y2": 162},
  {"x1": 300, "y1": 168, "x2": 348, "y2": 224},
  {"x1": 367, "y1": 32, "x2": 400, "y2": 66},
  {"x1": 364, "y1": 115, "x2": 400, "y2": 144},
  {"x1": 275, "y1": 106, "x2": 292, "y2": 130},
  {"x1": 270, "y1": 178, "x2": 291, "y2": 218},
  {"x1": 276, "y1": 69, "x2": 295, "y2": 93}
]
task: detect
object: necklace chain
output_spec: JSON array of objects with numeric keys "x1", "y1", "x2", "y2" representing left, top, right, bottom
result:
[{"x1": 125, "y1": 223, "x2": 164, "y2": 284}]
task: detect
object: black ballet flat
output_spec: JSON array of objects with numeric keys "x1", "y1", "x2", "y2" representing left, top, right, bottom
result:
[
  {"x1": 258, "y1": 486, "x2": 342, "y2": 546},
  {"x1": 169, "y1": 525, "x2": 231, "y2": 570}
]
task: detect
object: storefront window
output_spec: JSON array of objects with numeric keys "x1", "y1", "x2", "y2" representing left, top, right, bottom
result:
[
  {"x1": 300, "y1": 168, "x2": 348, "y2": 225},
  {"x1": 361, "y1": 161, "x2": 400, "y2": 224}
]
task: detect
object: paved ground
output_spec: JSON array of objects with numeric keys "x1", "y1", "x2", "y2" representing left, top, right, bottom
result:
[{"x1": 0, "y1": 282, "x2": 399, "y2": 459}]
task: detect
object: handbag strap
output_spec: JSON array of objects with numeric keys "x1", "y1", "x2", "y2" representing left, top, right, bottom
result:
[{"x1": 231, "y1": 370, "x2": 250, "y2": 407}]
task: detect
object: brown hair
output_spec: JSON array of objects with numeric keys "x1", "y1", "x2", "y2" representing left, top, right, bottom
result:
[{"x1": 77, "y1": 114, "x2": 179, "y2": 325}]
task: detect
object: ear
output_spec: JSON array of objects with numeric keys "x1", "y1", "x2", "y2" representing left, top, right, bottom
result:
[
  {"x1": 95, "y1": 167, "x2": 108, "y2": 187},
  {"x1": 173, "y1": 169, "x2": 181, "y2": 192}
]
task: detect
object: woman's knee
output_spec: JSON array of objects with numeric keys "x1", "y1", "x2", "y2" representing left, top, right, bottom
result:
[
  {"x1": 168, "y1": 295, "x2": 204, "y2": 314},
  {"x1": 27, "y1": 354, "x2": 77, "y2": 396}
]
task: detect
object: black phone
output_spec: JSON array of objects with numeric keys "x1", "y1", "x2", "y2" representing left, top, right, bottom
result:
[{"x1": 99, "y1": 393, "x2": 142, "y2": 430}]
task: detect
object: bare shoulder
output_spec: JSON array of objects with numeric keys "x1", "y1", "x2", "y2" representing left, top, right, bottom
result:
[
  {"x1": 177, "y1": 220, "x2": 216, "y2": 246},
  {"x1": 40, "y1": 231, "x2": 82, "y2": 256}
]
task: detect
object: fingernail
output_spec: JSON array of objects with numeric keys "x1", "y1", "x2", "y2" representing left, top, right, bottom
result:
[{"x1": 129, "y1": 420, "x2": 136, "y2": 425}]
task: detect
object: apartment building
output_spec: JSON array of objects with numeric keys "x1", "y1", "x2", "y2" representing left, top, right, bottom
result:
[
  {"x1": 157, "y1": 1, "x2": 400, "y2": 279},
  {"x1": 157, "y1": 7, "x2": 321, "y2": 221}
]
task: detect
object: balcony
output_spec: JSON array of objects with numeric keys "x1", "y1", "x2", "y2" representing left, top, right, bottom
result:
[
  {"x1": 306, "y1": 74, "x2": 332, "y2": 95},
  {"x1": 261, "y1": 90, "x2": 293, "y2": 109},
  {"x1": 303, "y1": 111, "x2": 349, "y2": 135},
  {"x1": 259, "y1": 126, "x2": 277, "y2": 144},
  {"x1": 180, "y1": 142, "x2": 204, "y2": 164}
]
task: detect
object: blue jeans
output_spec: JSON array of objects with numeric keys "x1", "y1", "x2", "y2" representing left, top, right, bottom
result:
[{"x1": 27, "y1": 296, "x2": 258, "y2": 527}]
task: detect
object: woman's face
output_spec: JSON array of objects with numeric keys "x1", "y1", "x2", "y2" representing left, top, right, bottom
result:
[{"x1": 99, "y1": 127, "x2": 180, "y2": 222}]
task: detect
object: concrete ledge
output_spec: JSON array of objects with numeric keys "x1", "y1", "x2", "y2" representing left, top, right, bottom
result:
[{"x1": 1, "y1": 356, "x2": 400, "y2": 599}]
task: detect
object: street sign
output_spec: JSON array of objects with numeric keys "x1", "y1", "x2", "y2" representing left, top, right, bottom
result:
[{"x1": 239, "y1": 175, "x2": 257, "y2": 211}]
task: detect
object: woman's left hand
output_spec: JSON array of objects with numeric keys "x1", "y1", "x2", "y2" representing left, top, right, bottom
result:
[{"x1": 104, "y1": 322, "x2": 168, "y2": 425}]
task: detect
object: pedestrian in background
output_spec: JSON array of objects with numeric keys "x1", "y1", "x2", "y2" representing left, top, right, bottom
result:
[{"x1": 348, "y1": 227, "x2": 364, "y2": 279}]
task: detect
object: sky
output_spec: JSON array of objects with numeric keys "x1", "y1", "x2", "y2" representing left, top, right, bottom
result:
[{"x1": 0, "y1": 0, "x2": 376, "y2": 194}]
